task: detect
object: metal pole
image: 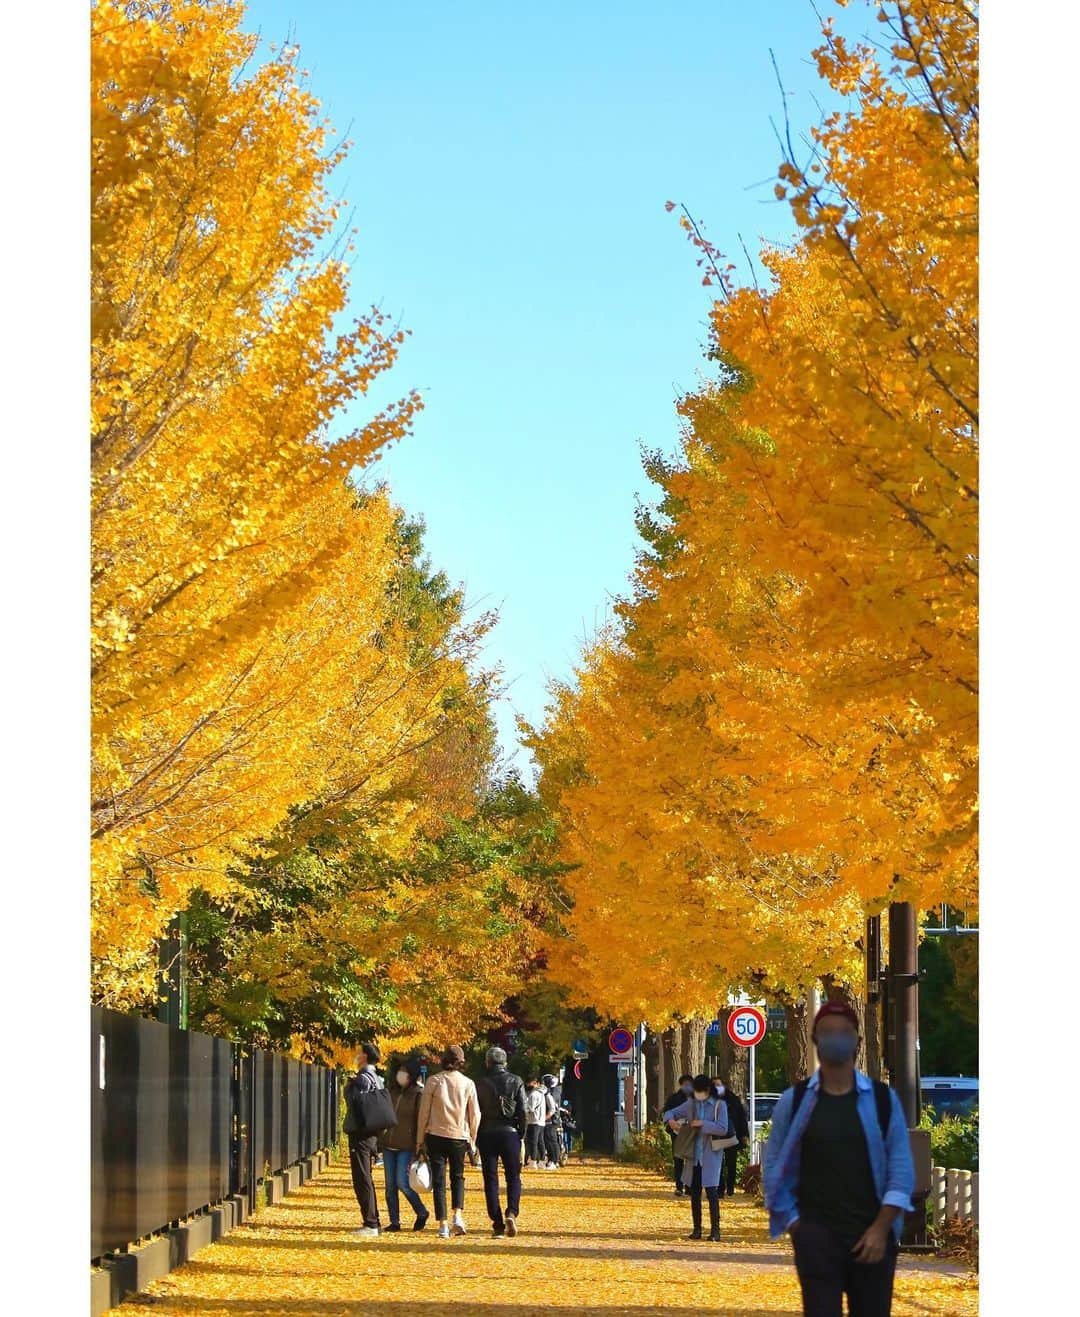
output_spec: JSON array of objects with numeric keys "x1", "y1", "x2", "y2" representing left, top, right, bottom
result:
[
  {"x1": 887, "y1": 901, "x2": 920, "y2": 1126},
  {"x1": 247, "y1": 1047, "x2": 258, "y2": 1216},
  {"x1": 749, "y1": 1040, "x2": 757, "y2": 1163}
]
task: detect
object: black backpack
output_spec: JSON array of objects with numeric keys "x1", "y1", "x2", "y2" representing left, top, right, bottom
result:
[
  {"x1": 483, "y1": 1071, "x2": 524, "y2": 1127},
  {"x1": 791, "y1": 1076, "x2": 892, "y2": 1139}
]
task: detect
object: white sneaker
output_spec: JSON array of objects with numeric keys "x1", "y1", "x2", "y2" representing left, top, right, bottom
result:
[
  {"x1": 353, "y1": 1226, "x2": 381, "y2": 1238},
  {"x1": 452, "y1": 1211, "x2": 467, "y2": 1236},
  {"x1": 437, "y1": 1222, "x2": 451, "y2": 1239}
]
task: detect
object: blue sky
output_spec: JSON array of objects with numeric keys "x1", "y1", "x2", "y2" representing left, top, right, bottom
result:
[{"x1": 242, "y1": 0, "x2": 866, "y2": 773}]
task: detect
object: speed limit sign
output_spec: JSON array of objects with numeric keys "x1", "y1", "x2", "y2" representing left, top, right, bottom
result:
[{"x1": 727, "y1": 1005, "x2": 766, "y2": 1047}]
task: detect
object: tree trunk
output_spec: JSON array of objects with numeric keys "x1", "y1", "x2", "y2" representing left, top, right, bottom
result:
[
  {"x1": 680, "y1": 1018, "x2": 707, "y2": 1078},
  {"x1": 713, "y1": 1007, "x2": 748, "y2": 1099},
  {"x1": 661, "y1": 1027, "x2": 679, "y2": 1097},
  {"x1": 785, "y1": 1000, "x2": 812, "y2": 1084},
  {"x1": 644, "y1": 1031, "x2": 662, "y2": 1119}
]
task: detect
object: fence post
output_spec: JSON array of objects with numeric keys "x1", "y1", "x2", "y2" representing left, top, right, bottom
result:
[
  {"x1": 958, "y1": 1169, "x2": 972, "y2": 1222},
  {"x1": 931, "y1": 1166, "x2": 946, "y2": 1228},
  {"x1": 970, "y1": 1172, "x2": 979, "y2": 1226},
  {"x1": 247, "y1": 1048, "x2": 258, "y2": 1216},
  {"x1": 946, "y1": 1167, "x2": 961, "y2": 1220}
]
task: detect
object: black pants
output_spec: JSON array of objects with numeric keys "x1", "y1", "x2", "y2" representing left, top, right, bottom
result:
[
  {"x1": 525, "y1": 1124, "x2": 544, "y2": 1163},
  {"x1": 719, "y1": 1144, "x2": 738, "y2": 1194},
  {"x1": 477, "y1": 1125, "x2": 522, "y2": 1227},
  {"x1": 668, "y1": 1128, "x2": 685, "y2": 1189},
  {"x1": 791, "y1": 1220, "x2": 899, "y2": 1317},
  {"x1": 425, "y1": 1133, "x2": 469, "y2": 1222},
  {"x1": 688, "y1": 1163, "x2": 720, "y2": 1233},
  {"x1": 346, "y1": 1132, "x2": 381, "y2": 1229},
  {"x1": 543, "y1": 1119, "x2": 562, "y2": 1165}
]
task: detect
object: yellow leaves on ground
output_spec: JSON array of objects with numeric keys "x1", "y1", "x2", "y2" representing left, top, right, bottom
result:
[{"x1": 107, "y1": 1155, "x2": 978, "y2": 1316}]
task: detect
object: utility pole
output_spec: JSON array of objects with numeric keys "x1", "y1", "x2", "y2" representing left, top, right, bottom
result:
[
  {"x1": 886, "y1": 900, "x2": 932, "y2": 1251},
  {"x1": 886, "y1": 902, "x2": 920, "y2": 1125}
]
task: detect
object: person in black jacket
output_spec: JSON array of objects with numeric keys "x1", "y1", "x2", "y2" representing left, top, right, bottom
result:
[
  {"x1": 712, "y1": 1076, "x2": 750, "y2": 1196},
  {"x1": 345, "y1": 1041, "x2": 384, "y2": 1237},
  {"x1": 662, "y1": 1075, "x2": 695, "y2": 1195},
  {"x1": 476, "y1": 1047, "x2": 528, "y2": 1237}
]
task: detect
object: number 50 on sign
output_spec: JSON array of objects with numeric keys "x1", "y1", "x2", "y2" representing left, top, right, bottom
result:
[{"x1": 727, "y1": 1006, "x2": 766, "y2": 1047}]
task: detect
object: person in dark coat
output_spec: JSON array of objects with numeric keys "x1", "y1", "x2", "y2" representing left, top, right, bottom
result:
[
  {"x1": 711, "y1": 1076, "x2": 750, "y2": 1196},
  {"x1": 345, "y1": 1041, "x2": 384, "y2": 1237},
  {"x1": 662, "y1": 1075, "x2": 694, "y2": 1195},
  {"x1": 476, "y1": 1047, "x2": 528, "y2": 1237}
]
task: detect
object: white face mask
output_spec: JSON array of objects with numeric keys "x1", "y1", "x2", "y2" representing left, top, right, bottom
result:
[
  {"x1": 396, "y1": 1069, "x2": 410, "y2": 1086},
  {"x1": 714, "y1": 1083, "x2": 726, "y2": 1096}
]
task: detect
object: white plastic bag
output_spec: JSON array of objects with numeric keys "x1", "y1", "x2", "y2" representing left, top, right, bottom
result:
[{"x1": 408, "y1": 1156, "x2": 431, "y2": 1194}]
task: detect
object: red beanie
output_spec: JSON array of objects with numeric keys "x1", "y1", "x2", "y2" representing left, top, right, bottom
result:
[{"x1": 812, "y1": 1000, "x2": 859, "y2": 1034}]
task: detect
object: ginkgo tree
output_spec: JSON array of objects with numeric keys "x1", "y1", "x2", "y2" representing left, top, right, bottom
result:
[{"x1": 527, "y1": 0, "x2": 977, "y2": 1032}]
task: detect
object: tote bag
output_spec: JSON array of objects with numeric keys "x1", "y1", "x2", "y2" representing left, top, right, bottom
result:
[{"x1": 408, "y1": 1156, "x2": 432, "y2": 1194}]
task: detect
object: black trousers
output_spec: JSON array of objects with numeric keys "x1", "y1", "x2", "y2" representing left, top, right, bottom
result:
[
  {"x1": 688, "y1": 1163, "x2": 720, "y2": 1233},
  {"x1": 346, "y1": 1132, "x2": 381, "y2": 1228},
  {"x1": 720, "y1": 1144, "x2": 738, "y2": 1194},
  {"x1": 525, "y1": 1124, "x2": 544, "y2": 1163},
  {"x1": 791, "y1": 1220, "x2": 899, "y2": 1317},
  {"x1": 668, "y1": 1128, "x2": 685, "y2": 1188},
  {"x1": 425, "y1": 1133, "x2": 469, "y2": 1222},
  {"x1": 543, "y1": 1119, "x2": 562, "y2": 1165},
  {"x1": 477, "y1": 1125, "x2": 523, "y2": 1227}
]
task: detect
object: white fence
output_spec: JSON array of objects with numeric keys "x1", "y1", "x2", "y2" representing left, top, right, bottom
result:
[{"x1": 930, "y1": 1166, "x2": 979, "y2": 1228}]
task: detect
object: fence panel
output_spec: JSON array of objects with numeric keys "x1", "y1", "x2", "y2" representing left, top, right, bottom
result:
[{"x1": 92, "y1": 1009, "x2": 337, "y2": 1261}]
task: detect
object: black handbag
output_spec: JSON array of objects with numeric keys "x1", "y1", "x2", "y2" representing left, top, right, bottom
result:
[{"x1": 344, "y1": 1082, "x2": 396, "y2": 1137}]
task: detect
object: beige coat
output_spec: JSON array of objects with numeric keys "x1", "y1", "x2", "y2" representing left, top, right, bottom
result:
[{"x1": 416, "y1": 1069, "x2": 480, "y2": 1149}]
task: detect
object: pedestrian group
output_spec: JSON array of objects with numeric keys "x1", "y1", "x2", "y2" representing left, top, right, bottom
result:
[
  {"x1": 344, "y1": 1004, "x2": 918, "y2": 1317},
  {"x1": 343, "y1": 1043, "x2": 573, "y2": 1241}
]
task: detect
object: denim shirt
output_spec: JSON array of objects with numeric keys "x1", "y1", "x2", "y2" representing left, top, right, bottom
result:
[{"x1": 762, "y1": 1069, "x2": 915, "y2": 1242}]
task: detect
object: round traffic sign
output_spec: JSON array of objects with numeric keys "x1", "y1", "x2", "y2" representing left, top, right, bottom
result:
[
  {"x1": 727, "y1": 1006, "x2": 767, "y2": 1047},
  {"x1": 608, "y1": 1027, "x2": 634, "y2": 1055},
  {"x1": 573, "y1": 1060, "x2": 583, "y2": 1080}
]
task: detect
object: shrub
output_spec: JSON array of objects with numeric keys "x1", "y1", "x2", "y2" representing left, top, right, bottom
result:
[
  {"x1": 919, "y1": 1106, "x2": 979, "y2": 1172},
  {"x1": 618, "y1": 1121, "x2": 674, "y2": 1176}
]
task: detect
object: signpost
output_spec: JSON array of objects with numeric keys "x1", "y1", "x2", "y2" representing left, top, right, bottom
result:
[{"x1": 727, "y1": 1005, "x2": 767, "y2": 1161}]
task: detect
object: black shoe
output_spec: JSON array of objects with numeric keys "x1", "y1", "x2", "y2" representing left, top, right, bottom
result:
[
  {"x1": 384, "y1": 1222, "x2": 401, "y2": 1233},
  {"x1": 492, "y1": 1225, "x2": 506, "y2": 1237},
  {"x1": 674, "y1": 1187, "x2": 685, "y2": 1196},
  {"x1": 413, "y1": 1211, "x2": 429, "y2": 1232},
  {"x1": 708, "y1": 1228, "x2": 721, "y2": 1242},
  {"x1": 687, "y1": 1228, "x2": 702, "y2": 1240}
]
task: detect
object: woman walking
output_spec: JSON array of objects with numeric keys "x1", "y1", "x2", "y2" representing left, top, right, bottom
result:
[
  {"x1": 664, "y1": 1073, "x2": 731, "y2": 1242},
  {"x1": 416, "y1": 1044, "x2": 480, "y2": 1238},
  {"x1": 380, "y1": 1057, "x2": 429, "y2": 1232}
]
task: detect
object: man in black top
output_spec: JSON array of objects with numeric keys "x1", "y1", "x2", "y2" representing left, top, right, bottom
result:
[
  {"x1": 662, "y1": 1074, "x2": 694, "y2": 1195},
  {"x1": 476, "y1": 1047, "x2": 528, "y2": 1237},
  {"x1": 764, "y1": 1000, "x2": 913, "y2": 1317},
  {"x1": 345, "y1": 1041, "x2": 384, "y2": 1237},
  {"x1": 711, "y1": 1077, "x2": 749, "y2": 1196}
]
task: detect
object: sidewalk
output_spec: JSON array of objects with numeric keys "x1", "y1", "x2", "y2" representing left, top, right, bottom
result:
[{"x1": 108, "y1": 1155, "x2": 978, "y2": 1316}]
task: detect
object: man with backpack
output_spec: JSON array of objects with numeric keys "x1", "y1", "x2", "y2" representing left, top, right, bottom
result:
[
  {"x1": 764, "y1": 1001, "x2": 915, "y2": 1317},
  {"x1": 344, "y1": 1041, "x2": 393, "y2": 1238},
  {"x1": 476, "y1": 1047, "x2": 528, "y2": 1237}
]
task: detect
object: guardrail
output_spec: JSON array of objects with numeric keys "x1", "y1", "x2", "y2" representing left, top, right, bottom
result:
[{"x1": 930, "y1": 1165, "x2": 979, "y2": 1227}]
